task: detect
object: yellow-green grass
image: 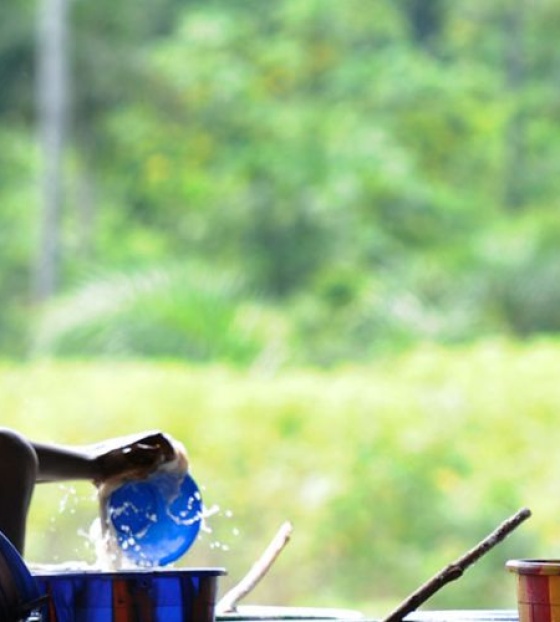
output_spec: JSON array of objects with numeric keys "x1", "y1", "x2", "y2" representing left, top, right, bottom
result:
[{"x1": 1, "y1": 338, "x2": 559, "y2": 615}]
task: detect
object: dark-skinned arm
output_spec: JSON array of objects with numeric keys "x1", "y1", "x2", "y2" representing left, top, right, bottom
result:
[{"x1": 33, "y1": 431, "x2": 179, "y2": 484}]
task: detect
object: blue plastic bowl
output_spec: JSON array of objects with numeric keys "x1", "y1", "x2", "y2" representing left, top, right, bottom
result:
[
  {"x1": 0, "y1": 529, "x2": 42, "y2": 619},
  {"x1": 107, "y1": 472, "x2": 203, "y2": 567}
]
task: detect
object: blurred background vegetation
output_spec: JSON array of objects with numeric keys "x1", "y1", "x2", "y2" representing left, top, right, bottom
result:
[{"x1": 2, "y1": 0, "x2": 560, "y2": 616}]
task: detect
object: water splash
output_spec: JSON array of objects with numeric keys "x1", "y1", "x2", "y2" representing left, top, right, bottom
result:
[{"x1": 32, "y1": 482, "x2": 241, "y2": 571}]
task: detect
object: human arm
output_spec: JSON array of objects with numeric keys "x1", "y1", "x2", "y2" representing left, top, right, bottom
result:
[{"x1": 33, "y1": 431, "x2": 182, "y2": 485}]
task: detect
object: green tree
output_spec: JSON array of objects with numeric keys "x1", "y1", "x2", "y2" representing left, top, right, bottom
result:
[{"x1": 2, "y1": 0, "x2": 560, "y2": 359}]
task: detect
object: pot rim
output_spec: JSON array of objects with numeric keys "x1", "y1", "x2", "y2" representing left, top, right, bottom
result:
[{"x1": 506, "y1": 559, "x2": 560, "y2": 575}]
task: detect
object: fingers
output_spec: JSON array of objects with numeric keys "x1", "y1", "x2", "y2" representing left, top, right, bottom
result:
[
  {"x1": 126, "y1": 433, "x2": 177, "y2": 462},
  {"x1": 93, "y1": 432, "x2": 185, "y2": 486}
]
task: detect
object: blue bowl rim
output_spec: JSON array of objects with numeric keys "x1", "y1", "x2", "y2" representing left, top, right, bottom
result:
[{"x1": 32, "y1": 567, "x2": 227, "y2": 579}]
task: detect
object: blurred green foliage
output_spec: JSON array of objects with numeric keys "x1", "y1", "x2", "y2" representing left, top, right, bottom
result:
[
  {"x1": 2, "y1": 0, "x2": 560, "y2": 363},
  {"x1": 4, "y1": 340, "x2": 560, "y2": 614},
  {"x1": 2, "y1": 1, "x2": 560, "y2": 614}
]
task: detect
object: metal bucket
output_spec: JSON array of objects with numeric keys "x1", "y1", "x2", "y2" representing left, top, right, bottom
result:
[{"x1": 34, "y1": 568, "x2": 226, "y2": 622}]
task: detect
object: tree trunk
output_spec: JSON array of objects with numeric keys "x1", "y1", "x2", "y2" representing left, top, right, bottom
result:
[
  {"x1": 503, "y1": 4, "x2": 527, "y2": 212},
  {"x1": 34, "y1": 0, "x2": 69, "y2": 302}
]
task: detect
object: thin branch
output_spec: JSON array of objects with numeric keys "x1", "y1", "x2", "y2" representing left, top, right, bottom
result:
[
  {"x1": 381, "y1": 507, "x2": 532, "y2": 622},
  {"x1": 217, "y1": 521, "x2": 294, "y2": 614}
]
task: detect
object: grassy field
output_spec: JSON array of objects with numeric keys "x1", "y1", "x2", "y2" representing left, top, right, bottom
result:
[{"x1": 2, "y1": 338, "x2": 560, "y2": 616}]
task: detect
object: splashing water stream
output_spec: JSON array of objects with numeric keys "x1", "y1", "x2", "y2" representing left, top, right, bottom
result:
[{"x1": 29, "y1": 484, "x2": 238, "y2": 572}]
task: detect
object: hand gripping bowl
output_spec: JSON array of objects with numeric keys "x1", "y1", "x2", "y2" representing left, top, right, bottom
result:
[{"x1": 106, "y1": 471, "x2": 204, "y2": 567}]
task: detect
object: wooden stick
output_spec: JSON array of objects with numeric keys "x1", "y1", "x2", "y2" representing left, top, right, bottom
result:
[
  {"x1": 216, "y1": 521, "x2": 294, "y2": 614},
  {"x1": 381, "y1": 507, "x2": 532, "y2": 622}
]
